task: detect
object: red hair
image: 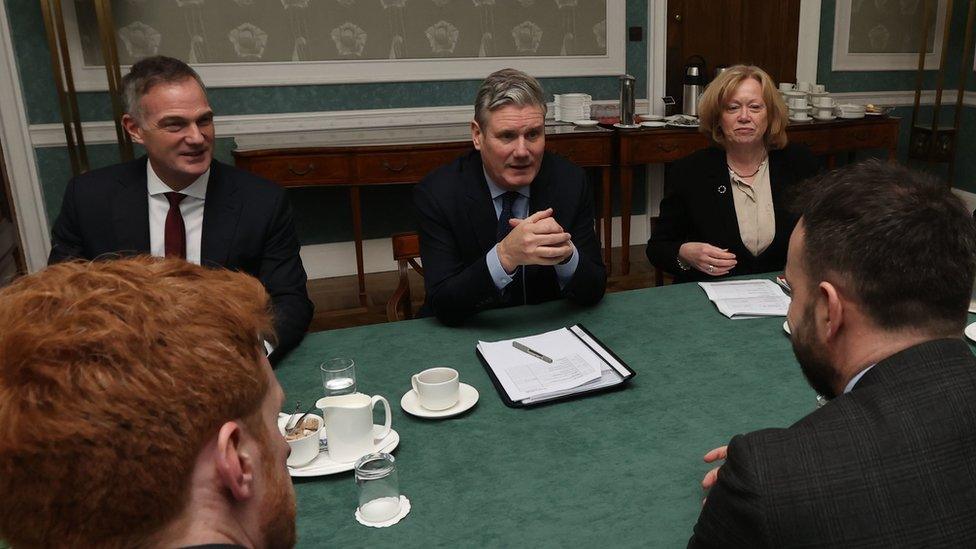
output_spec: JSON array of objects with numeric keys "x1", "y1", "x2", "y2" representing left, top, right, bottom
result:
[{"x1": 0, "y1": 257, "x2": 274, "y2": 547}]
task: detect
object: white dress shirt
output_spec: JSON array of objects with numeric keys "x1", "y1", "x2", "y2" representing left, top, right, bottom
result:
[
  {"x1": 728, "y1": 159, "x2": 775, "y2": 257},
  {"x1": 147, "y1": 162, "x2": 209, "y2": 265}
]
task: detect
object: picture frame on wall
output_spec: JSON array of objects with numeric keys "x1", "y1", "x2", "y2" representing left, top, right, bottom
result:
[
  {"x1": 59, "y1": 0, "x2": 625, "y2": 91},
  {"x1": 832, "y1": 0, "x2": 947, "y2": 71}
]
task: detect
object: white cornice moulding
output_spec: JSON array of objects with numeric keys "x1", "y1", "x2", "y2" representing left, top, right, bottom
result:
[{"x1": 29, "y1": 99, "x2": 652, "y2": 147}]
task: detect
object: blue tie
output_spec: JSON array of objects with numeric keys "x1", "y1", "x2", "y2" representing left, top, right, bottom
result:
[{"x1": 497, "y1": 191, "x2": 520, "y2": 242}]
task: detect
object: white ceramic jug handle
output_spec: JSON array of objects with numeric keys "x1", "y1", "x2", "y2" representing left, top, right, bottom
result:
[
  {"x1": 411, "y1": 374, "x2": 420, "y2": 394},
  {"x1": 372, "y1": 395, "x2": 392, "y2": 441}
]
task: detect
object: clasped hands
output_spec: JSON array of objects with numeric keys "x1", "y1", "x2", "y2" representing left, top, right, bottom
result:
[
  {"x1": 497, "y1": 208, "x2": 574, "y2": 274},
  {"x1": 679, "y1": 242, "x2": 737, "y2": 276}
]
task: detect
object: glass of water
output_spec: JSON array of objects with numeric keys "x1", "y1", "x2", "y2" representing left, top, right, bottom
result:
[
  {"x1": 355, "y1": 452, "x2": 401, "y2": 523},
  {"x1": 320, "y1": 358, "x2": 357, "y2": 397}
]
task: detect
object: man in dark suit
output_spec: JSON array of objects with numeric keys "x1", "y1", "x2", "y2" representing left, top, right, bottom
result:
[
  {"x1": 689, "y1": 160, "x2": 976, "y2": 547},
  {"x1": 414, "y1": 69, "x2": 605, "y2": 325},
  {"x1": 48, "y1": 56, "x2": 312, "y2": 361}
]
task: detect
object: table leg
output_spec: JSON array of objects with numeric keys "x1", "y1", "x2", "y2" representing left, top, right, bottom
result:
[
  {"x1": 349, "y1": 186, "x2": 367, "y2": 308},
  {"x1": 619, "y1": 167, "x2": 633, "y2": 275},
  {"x1": 601, "y1": 167, "x2": 612, "y2": 275}
]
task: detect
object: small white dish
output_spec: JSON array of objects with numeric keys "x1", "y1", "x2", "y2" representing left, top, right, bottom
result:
[
  {"x1": 966, "y1": 322, "x2": 976, "y2": 342},
  {"x1": 838, "y1": 112, "x2": 866, "y2": 119},
  {"x1": 783, "y1": 320, "x2": 791, "y2": 335},
  {"x1": 789, "y1": 116, "x2": 812, "y2": 122},
  {"x1": 278, "y1": 414, "x2": 400, "y2": 477},
  {"x1": 638, "y1": 114, "x2": 665, "y2": 121},
  {"x1": 613, "y1": 122, "x2": 642, "y2": 129},
  {"x1": 640, "y1": 121, "x2": 666, "y2": 128},
  {"x1": 400, "y1": 382, "x2": 479, "y2": 418},
  {"x1": 573, "y1": 119, "x2": 598, "y2": 127}
]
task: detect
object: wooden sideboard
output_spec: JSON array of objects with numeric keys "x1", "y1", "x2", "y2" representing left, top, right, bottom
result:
[
  {"x1": 234, "y1": 124, "x2": 613, "y2": 307},
  {"x1": 234, "y1": 116, "x2": 900, "y2": 301}
]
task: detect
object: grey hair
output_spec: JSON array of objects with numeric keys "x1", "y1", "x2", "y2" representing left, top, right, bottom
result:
[
  {"x1": 121, "y1": 56, "x2": 206, "y2": 122},
  {"x1": 474, "y1": 68, "x2": 547, "y2": 128}
]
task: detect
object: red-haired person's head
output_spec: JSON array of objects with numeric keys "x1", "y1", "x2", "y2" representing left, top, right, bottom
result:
[{"x1": 0, "y1": 256, "x2": 295, "y2": 548}]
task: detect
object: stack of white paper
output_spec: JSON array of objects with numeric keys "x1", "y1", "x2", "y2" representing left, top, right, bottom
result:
[
  {"x1": 476, "y1": 326, "x2": 627, "y2": 404},
  {"x1": 698, "y1": 279, "x2": 791, "y2": 319}
]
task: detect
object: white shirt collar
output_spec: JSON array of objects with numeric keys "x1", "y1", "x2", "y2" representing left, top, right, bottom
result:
[
  {"x1": 844, "y1": 363, "x2": 876, "y2": 394},
  {"x1": 484, "y1": 168, "x2": 530, "y2": 201},
  {"x1": 146, "y1": 160, "x2": 209, "y2": 200}
]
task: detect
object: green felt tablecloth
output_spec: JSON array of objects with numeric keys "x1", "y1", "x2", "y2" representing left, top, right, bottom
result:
[{"x1": 274, "y1": 279, "x2": 816, "y2": 548}]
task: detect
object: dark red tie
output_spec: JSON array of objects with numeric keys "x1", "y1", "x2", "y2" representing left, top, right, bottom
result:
[{"x1": 164, "y1": 192, "x2": 187, "y2": 259}]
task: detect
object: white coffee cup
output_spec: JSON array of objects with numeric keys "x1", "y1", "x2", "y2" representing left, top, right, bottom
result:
[
  {"x1": 815, "y1": 107, "x2": 834, "y2": 119},
  {"x1": 789, "y1": 97, "x2": 808, "y2": 109},
  {"x1": 411, "y1": 367, "x2": 460, "y2": 411},
  {"x1": 813, "y1": 96, "x2": 834, "y2": 108},
  {"x1": 778, "y1": 82, "x2": 794, "y2": 91},
  {"x1": 813, "y1": 84, "x2": 826, "y2": 93},
  {"x1": 792, "y1": 112, "x2": 810, "y2": 121},
  {"x1": 280, "y1": 413, "x2": 322, "y2": 467},
  {"x1": 797, "y1": 81, "x2": 811, "y2": 92}
]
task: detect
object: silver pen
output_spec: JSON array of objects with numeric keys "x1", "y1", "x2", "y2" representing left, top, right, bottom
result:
[{"x1": 512, "y1": 340, "x2": 553, "y2": 363}]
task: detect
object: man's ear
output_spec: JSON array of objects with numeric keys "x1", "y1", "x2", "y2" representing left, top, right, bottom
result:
[
  {"x1": 818, "y1": 281, "x2": 844, "y2": 341},
  {"x1": 471, "y1": 120, "x2": 483, "y2": 151},
  {"x1": 214, "y1": 421, "x2": 255, "y2": 502},
  {"x1": 122, "y1": 113, "x2": 145, "y2": 145}
]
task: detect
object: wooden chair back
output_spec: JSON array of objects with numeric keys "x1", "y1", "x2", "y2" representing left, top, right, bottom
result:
[{"x1": 386, "y1": 232, "x2": 424, "y2": 321}]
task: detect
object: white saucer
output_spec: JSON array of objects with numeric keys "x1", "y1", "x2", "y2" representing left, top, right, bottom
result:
[
  {"x1": 573, "y1": 119, "x2": 598, "y2": 127},
  {"x1": 813, "y1": 115, "x2": 837, "y2": 121},
  {"x1": 789, "y1": 117, "x2": 812, "y2": 123},
  {"x1": 640, "y1": 121, "x2": 666, "y2": 128},
  {"x1": 638, "y1": 114, "x2": 665, "y2": 121},
  {"x1": 783, "y1": 320, "x2": 791, "y2": 335},
  {"x1": 966, "y1": 322, "x2": 976, "y2": 342},
  {"x1": 613, "y1": 122, "x2": 642, "y2": 129},
  {"x1": 278, "y1": 414, "x2": 400, "y2": 477},
  {"x1": 838, "y1": 112, "x2": 866, "y2": 119},
  {"x1": 400, "y1": 383, "x2": 479, "y2": 418}
]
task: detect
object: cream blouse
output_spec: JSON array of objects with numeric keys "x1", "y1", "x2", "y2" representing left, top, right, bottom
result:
[{"x1": 728, "y1": 159, "x2": 775, "y2": 257}]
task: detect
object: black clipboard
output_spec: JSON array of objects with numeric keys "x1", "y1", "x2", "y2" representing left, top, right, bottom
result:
[{"x1": 475, "y1": 323, "x2": 636, "y2": 408}]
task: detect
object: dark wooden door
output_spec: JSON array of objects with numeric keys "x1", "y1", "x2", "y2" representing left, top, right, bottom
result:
[
  {"x1": 0, "y1": 138, "x2": 25, "y2": 287},
  {"x1": 666, "y1": 0, "x2": 801, "y2": 109}
]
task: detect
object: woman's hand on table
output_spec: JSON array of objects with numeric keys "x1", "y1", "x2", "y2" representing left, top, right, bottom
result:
[
  {"x1": 679, "y1": 243, "x2": 737, "y2": 276},
  {"x1": 700, "y1": 444, "x2": 728, "y2": 504}
]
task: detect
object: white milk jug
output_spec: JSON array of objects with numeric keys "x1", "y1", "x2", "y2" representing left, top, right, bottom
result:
[{"x1": 316, "y1": 393, "x2": 392, "y2": 463}]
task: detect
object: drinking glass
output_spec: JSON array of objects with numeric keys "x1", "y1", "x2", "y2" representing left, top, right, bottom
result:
[
  {"x1": 355, "y1": 452, "x2": 401, "y2": 523},
  {"x1": 320, "y1": 358, "x2": 357, "y2": 397}
]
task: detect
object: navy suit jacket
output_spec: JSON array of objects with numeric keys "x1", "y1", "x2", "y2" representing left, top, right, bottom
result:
[
  {"x1": 646, "y1": 144, "x2": 819, "y2": 283},
  {"x1": 413, "y1": 150, "x2": 606, "y2": 325},
  {"x1": 689, "y1": 338, "x2": 976, "y2": 548},
  {"x1": 48, "y1": 157, "x2": 313, "y2": 361}
]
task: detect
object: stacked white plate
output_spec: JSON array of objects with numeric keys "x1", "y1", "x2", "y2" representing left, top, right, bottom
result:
[
  {"x1": 554, "y1": 93, "x2": 592, "y2": 122},
  {"x1": 836, "y1": 104, "x2": 866, "y2": 119}
]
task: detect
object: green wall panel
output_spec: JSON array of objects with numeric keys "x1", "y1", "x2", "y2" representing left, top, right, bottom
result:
[{"x1": 13, "y1": 0, "x2": 648, "y2": 248}]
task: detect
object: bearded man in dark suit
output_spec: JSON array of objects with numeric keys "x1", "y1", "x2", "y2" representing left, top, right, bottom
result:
[
  {"x1": 48, "y1": 56, "x2": 312, "y2": 361},
  {"x1": 689, "y1": 160, "x2": 976, "y2": 547},
  {"x1": 413, "y1": 68, "x2": 606, "y2": 325}
]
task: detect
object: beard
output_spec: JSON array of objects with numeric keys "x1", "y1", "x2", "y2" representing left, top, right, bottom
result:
[
  {"x1": 790, "y1": 301, "x2": 838, "y2": 400},
  {"x1": 258, "y1": 436, "x2": 297, "y2": 549}
]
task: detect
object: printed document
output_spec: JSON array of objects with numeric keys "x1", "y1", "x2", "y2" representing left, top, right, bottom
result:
[
  {"x1": 698, "y1": 279, "x2": 791, "y2": 319},
  {"x1": 477, "y1": 327, "x2": 617, "y2": 402}
]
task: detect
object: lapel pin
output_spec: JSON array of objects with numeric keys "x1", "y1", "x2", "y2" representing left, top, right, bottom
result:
[{"x1": 717, "y1": 185, "x2": 727, "y2": 194}]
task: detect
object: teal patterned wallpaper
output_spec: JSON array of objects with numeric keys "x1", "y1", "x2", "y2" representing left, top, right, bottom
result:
[
  {"x1": 8, "y1": 0, "x2": 648, "y2": 245},
  {"x1": 817, "y1": 0, "x2": 976, "y2": 192}
]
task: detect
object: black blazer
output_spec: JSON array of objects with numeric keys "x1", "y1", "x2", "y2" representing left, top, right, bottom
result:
[
  {"x1": 646, "y1": 144, "x2": 819, "y2": 283},
  {"x1": 413, "y1": 150, "x2": 606, "y2": 325},
  {"x1": 48, "y1": 157, "x2": 313, "y2": 361},
  {"x1": 689, "y1": 338, "x2": 976, "y2": 548}
]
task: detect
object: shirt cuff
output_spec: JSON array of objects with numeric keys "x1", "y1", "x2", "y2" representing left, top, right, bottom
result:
[
  {"x1": 554, "y1": 244, "x2": 579, "y2": 289},
  {"x1": 264, "y1": 339, "x2": 275, "y2": 357},
  {"x1": 486, "y1": 244, "x2": 515, "y2": 291}
]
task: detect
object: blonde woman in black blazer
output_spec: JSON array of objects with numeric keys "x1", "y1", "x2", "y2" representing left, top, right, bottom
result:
[{"x1": 647, "y1": 65, "x2": 819, "y2": 283}]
